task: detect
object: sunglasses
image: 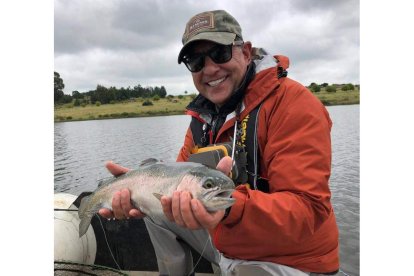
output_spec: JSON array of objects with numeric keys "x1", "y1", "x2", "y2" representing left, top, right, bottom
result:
[{"x1": 182, "y1": 41, "x2": 244, "y2": 73}]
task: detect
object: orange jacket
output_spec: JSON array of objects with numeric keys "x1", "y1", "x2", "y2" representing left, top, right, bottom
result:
[{"x1": 177, "y1": 55, "x2": 339, "y2": 273}]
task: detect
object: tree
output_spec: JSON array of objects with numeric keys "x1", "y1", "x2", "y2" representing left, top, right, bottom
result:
[
  {"x1": 93, "y1": 84, "x2": 115, "y2": 104},
  {"x1": 74, "y1": 98, "x2": 81, "y2": 106},
  {"x1": 326, "y1": 85, "x2": 337, "y2": 93},
  {"x1": 72, "y1": 90, "x2": 82, "y2": 99},
  {"x1": 341, "y1": 85, "x2": 349, "y2": 91},
  {"x1": 118, "y1": 87, "x2": 129, "y2": 101},
  {"x1": 346, "y1": 83, "x2": 355, "y2": 91},
  {"x1": 60, "y1": 94, "x2": 73, "y2": 104},
  {"x1": 159, "y1": 86, "x2": 167, "y2": 98},
  {"x1": 309, "y1": 83, "x2": 321, "y2": 93},
  {"x1": 54, "y1": 71, "x2": 65, "y2": 103}
]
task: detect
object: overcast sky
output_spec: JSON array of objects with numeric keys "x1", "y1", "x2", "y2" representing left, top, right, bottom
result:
[{"x1": 54, "y1": 0, "x2": 359, "y2": 96}]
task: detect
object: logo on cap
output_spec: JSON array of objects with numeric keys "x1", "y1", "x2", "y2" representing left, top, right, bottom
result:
[{"x1": 186, "y1": 12, "x2": 214, "y2": 39}]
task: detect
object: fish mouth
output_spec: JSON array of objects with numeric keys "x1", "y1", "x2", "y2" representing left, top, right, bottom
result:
[
  {"x1": 203, "y1": 188, "x2": 233, "y2": 200},
  {"x1": 201, "y1": 188, "x2": 235, "y2": 212}
]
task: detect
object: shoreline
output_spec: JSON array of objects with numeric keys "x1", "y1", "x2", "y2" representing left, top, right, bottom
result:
[
  {"x1": 55, "y1": 91, "x2": 359, "y2": 123},
  {"x1": 54, "y1": 102, "x2": 359, "y2": 123}
]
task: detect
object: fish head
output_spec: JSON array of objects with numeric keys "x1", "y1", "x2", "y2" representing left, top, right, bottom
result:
[{"x1": 178, "y1": 164, "x2": 235, "y2": 212}]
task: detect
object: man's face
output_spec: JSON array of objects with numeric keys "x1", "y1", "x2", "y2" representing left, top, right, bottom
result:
[{"x1": 187, "y1": 41, "x2": 252, "y2": 106}]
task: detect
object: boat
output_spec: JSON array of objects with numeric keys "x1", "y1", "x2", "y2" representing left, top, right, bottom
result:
[{"x1": 54, "y1": 192, "x2": 215, "y2": 275}]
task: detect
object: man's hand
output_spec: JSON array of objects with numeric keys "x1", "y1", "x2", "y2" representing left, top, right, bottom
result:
[
  {"x1": 161, "y1": 156, "x2": 233, "y2": 230},
  {"x1": 98, "y1": 161, "x2": 146, "y2": 220}
]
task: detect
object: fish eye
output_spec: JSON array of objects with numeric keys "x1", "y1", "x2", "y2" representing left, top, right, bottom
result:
[{"x1": 203, "y1": 179, "x2": 214, "y2": 189}]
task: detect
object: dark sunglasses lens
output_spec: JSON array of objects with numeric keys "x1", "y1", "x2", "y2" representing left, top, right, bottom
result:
[
  {"x1": 184, "y1": 44, "x2": 233, "y2": 72},
  {"x1": 185, "y1": 55, "x2": 204, "y2": 72},
  {"x1": 210, "y1": 45, "x2": 232, "y2": 64}
]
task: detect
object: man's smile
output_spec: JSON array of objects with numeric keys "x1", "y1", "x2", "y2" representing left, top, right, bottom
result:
[{"x1": 207, "y1": 76, "x2": 227, "y2": 87}]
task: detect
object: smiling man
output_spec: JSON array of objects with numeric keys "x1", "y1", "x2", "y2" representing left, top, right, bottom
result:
[
  {"x1": 101, "y1": 9, "x2": 340, "y2": 276},
  {"x1": 180, "y1": 39, "x2": 250, "y2": 106}
]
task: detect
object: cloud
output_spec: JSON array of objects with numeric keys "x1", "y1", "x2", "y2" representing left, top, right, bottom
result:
[{"x1": 54, "y1": 0, "x2": 359, "y2": 95}]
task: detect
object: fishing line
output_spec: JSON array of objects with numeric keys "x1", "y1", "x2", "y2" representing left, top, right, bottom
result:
[
  {"x1": 188, "y1": 234, "x2": 212, "y2": 276},
  {"x1": 338, "y1": 269, "x2": 351, "y2": 276},
  {"x1": 231, "y1": 120, "x2": 238, "y2": 164},
  {"x1": 54, "y1": 208, "x2": 122, "y2": 271},
  {"x1": 96, "y1": 214, "x2": 122, "y2": 271}
]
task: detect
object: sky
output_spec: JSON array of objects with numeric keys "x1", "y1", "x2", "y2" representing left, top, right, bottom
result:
[{"x1": 54, "y1": 0, "x2": 360, "y2": 96}]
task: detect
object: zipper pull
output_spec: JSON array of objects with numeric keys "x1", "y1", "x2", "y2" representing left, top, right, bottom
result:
[{"x1": 201, "y1": 123, "x2": 208, "y2": 145}]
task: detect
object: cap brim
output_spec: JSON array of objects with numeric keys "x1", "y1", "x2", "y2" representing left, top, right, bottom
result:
[{"x1": 178, "y1": 32, "x2": 237, "y2": 63}]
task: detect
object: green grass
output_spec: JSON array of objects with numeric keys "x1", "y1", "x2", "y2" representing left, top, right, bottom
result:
[
  {"x1": 314, "y1": 88, "x2": 359, "y2": 106},
  {"x1": 54, "y1": 97, "x2": 191, "y2": 122},
  {"x1": 54, "y1": 89, "x2": 359, "y2": 122}
]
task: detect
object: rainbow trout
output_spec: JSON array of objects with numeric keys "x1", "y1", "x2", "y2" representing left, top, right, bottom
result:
[{"x1": 78, "y1": 159, "x2": 235, "y2": 237}]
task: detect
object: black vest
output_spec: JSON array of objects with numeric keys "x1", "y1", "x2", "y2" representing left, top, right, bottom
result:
[{"x1": 189, "y1": 105, "x2": 269, "y2": 192}]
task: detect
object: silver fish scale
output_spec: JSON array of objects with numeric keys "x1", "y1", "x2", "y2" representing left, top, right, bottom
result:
[
  {"x1": 78, "y1": 161, "x2": 235, "y2": 237},
  {"x1": 111, "y1": 162, "x2": 204, "y2": 182}
]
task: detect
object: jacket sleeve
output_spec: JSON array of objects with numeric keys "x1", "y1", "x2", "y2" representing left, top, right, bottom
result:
[
  {"x1": 176, "y1": 127, "x2": 194, "y2": 162},
  {"x1": 213, "y1": 81, "x2": 334, "y2": 258}
]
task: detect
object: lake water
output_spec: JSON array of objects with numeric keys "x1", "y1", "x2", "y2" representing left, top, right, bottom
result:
[{"x1": 54, "y1": 104, "x2": 360, "y2": 275}]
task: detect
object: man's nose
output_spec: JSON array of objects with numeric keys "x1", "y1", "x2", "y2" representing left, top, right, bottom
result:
[{"x1": 203, "y1": 56, "x2": 220, "y2": 74}]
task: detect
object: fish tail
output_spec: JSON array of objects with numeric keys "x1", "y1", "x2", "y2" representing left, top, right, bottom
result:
[
  {"x1": 78, "y1": 195, "x2": 101, "y2": 237},
  {"x1": 78, "y1": 195, "x2": 91, "y2": 219},
  {"x1": 79, "y1": 215, "x2": 94, "y2": 238}
]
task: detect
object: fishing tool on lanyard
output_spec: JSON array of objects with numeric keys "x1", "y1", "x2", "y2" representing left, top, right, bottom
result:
[{"x1": 188, "y1": 103, "x2": 248, "y2": 185}]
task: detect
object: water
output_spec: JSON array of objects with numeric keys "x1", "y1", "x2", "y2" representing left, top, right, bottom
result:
[
  {"x1": 54, "y1": 105, "x2": 360, "y2": 275},
  {"x1": 328, "y1": 105, "x2": 360, "y2": 276},
  {"x1": 54, "y1": 115, "x2": 190, "y2": 194}
]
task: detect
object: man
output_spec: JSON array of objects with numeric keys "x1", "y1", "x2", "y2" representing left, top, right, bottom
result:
[{"x1": 100, "y1": 10, "x2": 339, "y2": 276}]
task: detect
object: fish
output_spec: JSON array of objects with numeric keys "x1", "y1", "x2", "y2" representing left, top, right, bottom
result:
[{"x1": 78, "y1": 159, "x2": 235, "y2": 237}]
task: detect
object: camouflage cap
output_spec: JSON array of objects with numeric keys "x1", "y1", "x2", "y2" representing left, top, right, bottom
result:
[{"x1": 178, "y1": 10, "x2": 243, "y2": 63}]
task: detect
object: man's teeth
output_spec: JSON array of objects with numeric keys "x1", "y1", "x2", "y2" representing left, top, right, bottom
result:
[{"x1": 208, "y1": 77, "x2": 226, "y2": 87}]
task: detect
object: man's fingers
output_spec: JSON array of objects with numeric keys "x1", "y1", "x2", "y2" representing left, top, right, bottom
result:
[
  {"x1": 191, "y1": 199, "x2": 225, "y2": 230},
  {"x1": 112, "y1": 191, "x2": 125, "y2": 219},
  {"x1": 171, "y1": 191, "x2": 184, "y2": 226},
  {"x1": 180, "y1": 192, "x2": 201, "y2": 229},
  {"x1": 98, "y1": 208, "x2": 114, "y2": 218},
  {"x1": 216, "y1": 156, "x2": 233, "y2": 176},
  {"x1": 120, "y1": 189, "x2": 132, "y2": 218},
  {"x1": 99, "y1": 190, "x2": 144, "y2": 220},
  {"x1": 105, "y1": 161, "x2": 130, "y2": 177},
  {"x1": 161, "y1": 196, "x2": 174, "y2": 222},
  {"x1": 129, "y1": 209, "x2": 145, "y2": 218}
]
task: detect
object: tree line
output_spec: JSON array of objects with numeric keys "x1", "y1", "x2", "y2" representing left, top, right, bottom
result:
[
  {"x1": 307, "y1": 82, "x2": 359, "y2": 93},
  {"x1": 54, "y1": 71, "x2": 167, "y2": 105},
  {"x1": 55, "y1": 71, "x2": 359, "y2": 106}
]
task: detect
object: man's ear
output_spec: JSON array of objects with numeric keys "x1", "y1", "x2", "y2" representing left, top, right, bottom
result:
[{"x1": 242, "y1": 41, "x2": 253, "y2": 63}]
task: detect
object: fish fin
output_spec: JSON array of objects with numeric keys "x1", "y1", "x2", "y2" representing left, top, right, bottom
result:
[
  {"x1": 153, "y1": 193, "x2": 164, "y2": 201},
  {"x1": 78, "y1": 196, "x2": 90, "y2": 219},
  {"x1": 79, "y1": 215, "x2": 93, "y2": 238},
  {"x1": 73, "y1": 192, "x2": 93, "y2": 208},
  {"x1": 97, "y1": 175, "x2": 118, "y2": 187},
  {"x1": 78, "y1": 195, "x2": 102, "y2": 237},
  {"x1": 140, "y1": 158, "x2": 159, "y2": 167}
]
